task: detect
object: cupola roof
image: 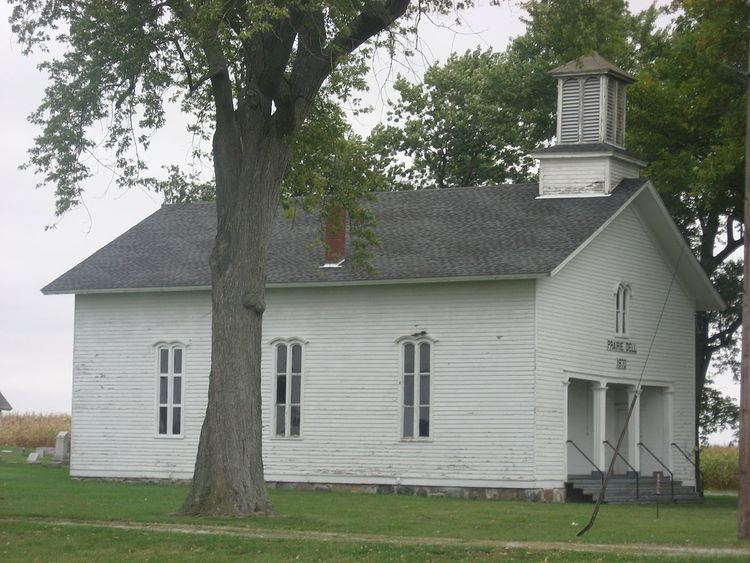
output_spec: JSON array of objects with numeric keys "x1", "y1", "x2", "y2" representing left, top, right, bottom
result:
[{"x1": 549, "y1": 51, "x2": 635, "y2": 83}]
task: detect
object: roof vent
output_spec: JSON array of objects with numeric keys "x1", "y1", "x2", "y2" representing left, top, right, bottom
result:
[
  {"x1": 530, "y1": 52, "x2": 645, "y2": 198},
  {"x1": 550, "y1": 51, "x2": 634, "y2": 148}
]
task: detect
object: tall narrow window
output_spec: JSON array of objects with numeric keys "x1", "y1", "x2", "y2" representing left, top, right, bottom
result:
[
  {"x1": 615, "y1": 284, "x2": 630, "y2": 335},
  {"x1": 157, "y1": 345, "x2": 184, "y2": 436},
  {"x1": 402, "y1": 340, "x2": 431, "y2": 439},
  {"x1": 275, "y1": 341, "x2": 303, "y2": 437}
]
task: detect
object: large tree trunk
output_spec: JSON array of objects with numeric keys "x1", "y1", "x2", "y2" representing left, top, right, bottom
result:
[{"x1": 181, "y1": 129, "x2": 291, "y2": 516}]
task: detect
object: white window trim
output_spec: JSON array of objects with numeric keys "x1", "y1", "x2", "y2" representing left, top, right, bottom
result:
[
  {"x1": 397, "y1": 335, "x2": 435, "y2": 442},
  {"x1": 153, "y1": 342, "x2": 185, "y2": 439},
  {"x1": 614, "y1": 283, "x2": 631, "y2": 337},
  {"x1": 271, "y1": 338, "x2": 306, "y2": 439}
]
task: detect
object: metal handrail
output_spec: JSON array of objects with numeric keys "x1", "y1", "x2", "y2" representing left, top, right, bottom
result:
[
  {"x1": 566, "y1": 439, "x2": 604, "y2": 484},
  {"x1": 671, "y1": 442, "x2": 704, "y2": 495},
  {"x1": 602, "y1": 440, "x2": 639, "y2": 499},
  {"x1": 638, "y1": 442, "x2": 675, "y2": 501}
]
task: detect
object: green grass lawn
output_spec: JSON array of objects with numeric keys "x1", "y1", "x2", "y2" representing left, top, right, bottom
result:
[{"x1": 0, "y1": 447, "x2": 746, "y2": 561}]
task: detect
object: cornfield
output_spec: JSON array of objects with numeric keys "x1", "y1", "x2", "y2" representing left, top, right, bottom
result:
[
  {"x1": 701, "y1": 445, "x2": 738, "y2": 491},
  {"x1": 0, "y1": 412, "x2": 71, "y2": 448}
]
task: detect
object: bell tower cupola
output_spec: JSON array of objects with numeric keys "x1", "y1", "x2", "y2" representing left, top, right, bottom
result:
[{"x1": 530, "y1": 52, "x2": 646, "y2": 197}]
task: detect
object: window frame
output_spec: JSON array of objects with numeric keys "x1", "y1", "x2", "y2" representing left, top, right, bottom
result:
[
  {"x1": 614, "y1": 283, "x2": 631, "y2": 337},
  {"x1": 154, "y1": 343, "x2": 185, "y2": 439},
  {"x1": 271, "y1": 338, "x2": 306, "y2": 439},
  {"x1": 397, "y1": 335, "x2": 435, "y2": 441}
]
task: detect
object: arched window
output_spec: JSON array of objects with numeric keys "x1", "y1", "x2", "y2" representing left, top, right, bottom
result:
[
  {"x1": 273, "y1": 339, "x2": 304, "y2": 437},
  {"x1": 400, "y1": 338, "x2": 433, "y2": 439},
  {"x1": 615, "y1": 284, "x2": 631, "y2": 335},
  {"x1": 156, "y1": 344, "x2": 184, "y2": 436}
]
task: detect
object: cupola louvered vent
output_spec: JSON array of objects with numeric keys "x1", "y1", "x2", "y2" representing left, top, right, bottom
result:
[
  {"x1": 531, "y1": 53, "x2": 645, "y2": 198},
  {"x1": 560, "y1": 79, "x2": 580, "y2": 143},
  {"x1": 552, "y1": 53, "x2": 632, "y2": 148},
  {"x1": 606, "y1": 81, "x2": 617, "y2": 142},
  {"x1": 616, "y1": 82, "x2": 626, "y2": 146},
  {"x1": 581, "y1": 77, "x2": 601, "y2": 142}
]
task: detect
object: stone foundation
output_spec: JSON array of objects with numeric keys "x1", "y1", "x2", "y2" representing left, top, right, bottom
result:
[
  {"x1": 268, "y1": 481, "x2": 567, "y2": 503},
  {"x1": 72, "y1": 476, "x2": 566, "y2": 503}
]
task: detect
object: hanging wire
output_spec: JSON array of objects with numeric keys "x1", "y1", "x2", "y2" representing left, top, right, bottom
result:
[{"x1": 577, "y1": 242, "x2": 687, "y2": 536}]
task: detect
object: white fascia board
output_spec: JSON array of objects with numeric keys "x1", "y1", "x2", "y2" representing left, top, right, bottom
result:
[
  {"x1": 637, "y1": 182, "x2": 725, "y2": 311},
  {"x1": 530, "y1": 149, "x2": 647, "y2": 168},
  {"x1": 549, "y1": 180, "x2": 724, "y2": 312},
  {"x1": 42, "y1": 272, "x2": 548, "y2": 295},
  {"x1": 41, "y1": 285, "x2": 212, "y2": 296}
]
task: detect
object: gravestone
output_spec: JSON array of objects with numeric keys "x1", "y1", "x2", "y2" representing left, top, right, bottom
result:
[
  {"x1": 26, "y1": 452, "x2": 42, "y2": 464},
  {"x1": 54, "y1": 431, "x2": 70, "y2": 464}
]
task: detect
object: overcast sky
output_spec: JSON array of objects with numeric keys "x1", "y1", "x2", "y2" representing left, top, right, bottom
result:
[{"x1": 0, "y1": 1, "x2": 736, "y2": 443}]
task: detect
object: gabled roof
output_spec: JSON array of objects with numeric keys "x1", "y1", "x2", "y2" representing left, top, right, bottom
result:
[
  {"x1": 43, "y1": 181, "x2": 647, "y2": 294},
  {"x1": 549, "y1": 52, "x2": 635, "y2": 83},
  {"x1": 0, "y1": 391, "x2": 12, "y2": 411},
  {"x1": 39, "y1": 179, "x2": 723, "y2": 310}
]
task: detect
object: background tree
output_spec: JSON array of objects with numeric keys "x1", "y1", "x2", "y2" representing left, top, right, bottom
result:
[
  {"x1": 370, "y1": 0, "x2": 663, "y2": 188},
  {"x1": 627, "y1": 0, "x2": 747, "y2": 445},
  {"x1": 369, "y1": 0, "x2": 744, "y2": 444},
  {"x1": 9, "y1": 0, "x2": 464, "y2": 516}
]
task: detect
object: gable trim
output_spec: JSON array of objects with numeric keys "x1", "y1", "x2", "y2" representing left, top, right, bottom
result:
[
  {"x1": 549, "y1": 180, "x2": 724, "y2": 311},
  {"x1": 549, "y1": 183, "x2": 646, "y2": 278}
]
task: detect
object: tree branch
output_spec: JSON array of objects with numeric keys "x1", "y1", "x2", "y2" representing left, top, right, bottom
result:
[
  {"x1": 709, "y1": 233, "x2": 744, "y2": 271},
  {"x1": 707, "y1": 316, "x2": 742, "y2": 347},
  {"x1": 284, "y1": 0, "x2": 412, "y2": 133}
]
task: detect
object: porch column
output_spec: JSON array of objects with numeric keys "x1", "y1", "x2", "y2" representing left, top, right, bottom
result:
[
  {"x1": 664, "y1": 388, "x2": 674, "y2": 469},
  {"x1": 562, "y1": 379, "x2": 570, "y2": 479},
  {"x1": 627, "y1": 386, "x2": 641, "y2": 472},
  {"x1": 592, "y1": 382, "x2": 608, "y2": 471}
]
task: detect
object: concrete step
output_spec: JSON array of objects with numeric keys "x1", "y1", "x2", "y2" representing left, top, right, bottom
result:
[{"x1": 566, "y1": 475, "x2": 702, "y2": 504}]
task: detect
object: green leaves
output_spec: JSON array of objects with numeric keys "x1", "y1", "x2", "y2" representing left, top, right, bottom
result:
[
  {"x1": 369, "y1": 48, "x2": 536, "y2": 190},
  {"x1": 369, "y1": 0, "x2": 660, "y2": 190},
  {"x1": 283, "y1": 98, "x2": 383, "y2": 272}
]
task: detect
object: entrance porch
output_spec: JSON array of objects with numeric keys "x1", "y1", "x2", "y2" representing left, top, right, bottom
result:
[{"x1": 563, "y1": 378, "x2": 697, "y2": 503}]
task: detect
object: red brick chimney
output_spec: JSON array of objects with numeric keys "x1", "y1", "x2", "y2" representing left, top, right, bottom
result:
[{"x1": 323, "y1": 208, "x2": 347, "y2": 265}]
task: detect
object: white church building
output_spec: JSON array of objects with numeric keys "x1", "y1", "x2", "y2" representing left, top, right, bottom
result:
[{"x1": 44, "y1": 55, "x2": 722, "y2": 502}]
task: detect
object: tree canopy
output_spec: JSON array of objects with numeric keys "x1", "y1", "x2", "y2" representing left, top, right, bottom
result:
[{"x1": 369, "y1": 0, "x2": 664, "y2": 189}]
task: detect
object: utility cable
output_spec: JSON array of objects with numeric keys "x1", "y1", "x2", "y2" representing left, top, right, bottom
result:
[{"x1": 577, "y1": 243, "x2": 686, "y2": 536}]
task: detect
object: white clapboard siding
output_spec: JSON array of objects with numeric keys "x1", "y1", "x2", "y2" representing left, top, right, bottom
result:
[
  {"x1": 560, "y1": 78, "x2": 581, "y2": 143},
  {"x1": 609, "y1": 157, "x2": 641, "y2": 188},
  {"x1": 534, "y1": 203, "x2": 696, "y2": 485},
  {"x1": 580, "y1": 77, "x2": 601, "y2": 142},
  {"x1": 71, "y1": 280, "x2": 541, "y2": 487},
  {"x1": 539, "y1": 156, "x2": 608, "y2": 196}
]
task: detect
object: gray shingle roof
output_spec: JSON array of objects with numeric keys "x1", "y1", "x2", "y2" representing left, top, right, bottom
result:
[
  {"x1": 42, "y1": 180, "x2": 646, "y2": 294},
  {"x1": 0, "y1": 391, "x2": 12, "y2": 411}
]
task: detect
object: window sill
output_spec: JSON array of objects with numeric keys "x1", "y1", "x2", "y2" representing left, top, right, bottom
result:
[
  {"x1": 400, "y1": 438, "x2": 432, "y2": 443},
  {"x1": 270, "y1": 435, "x2": 304, "y2": 441},
  {"x1": 154, "y1": 434, "x2": 185, "y2": 440}
]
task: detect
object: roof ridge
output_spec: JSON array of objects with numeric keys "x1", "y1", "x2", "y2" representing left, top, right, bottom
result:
[{"x1": 159, "y1": 183, "x2": 541, "y2": 208}]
